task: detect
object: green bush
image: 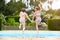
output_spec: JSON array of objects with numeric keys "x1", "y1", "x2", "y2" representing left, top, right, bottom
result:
[
  {"x1": 0, "y1": 13, "x2": 6, "y2": 25},
  {"x1": 6, "y1": 16, "x2": 19, "y2": 22},
  {"x1": 6, "y1": 17, "x2": 19, "y2": 26},
  {"x1": 7, "y1": 18, "x2": 15, "y2": 26},
  {"x1": 48, "y1": 19, "x2": 60, "y2": 30},
  {"x1": 6, "y1": 16, "x2": 35, "y2": 26},
  {"x1": 27, "y1": 22, "x2": 36, "y2": 26}
]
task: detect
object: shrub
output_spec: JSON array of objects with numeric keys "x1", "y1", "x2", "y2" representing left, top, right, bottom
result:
[
  {"x1": 7, "y1": 18, "x2": 15, "y2": 26},
  {"x1": 6, "y1": 16, "x2": 19, "y2": 26},
  {"x1": 48, "y1": 19, "x2": 60, "y2": 30},
  {"x1": 0, "y1": 13, "x2": 6, "y2": 25},
  {"x1": 27, "y1": 22, "x2": 36, "y2": 26}
]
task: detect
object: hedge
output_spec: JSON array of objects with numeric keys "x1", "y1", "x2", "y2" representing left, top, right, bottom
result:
[{"x1": 48, "y1": 19, "x2": 60, "y2": 30}]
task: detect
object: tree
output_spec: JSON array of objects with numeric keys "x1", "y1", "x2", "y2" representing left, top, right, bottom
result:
[
  {"x1": 3, "y1": 0, "x2": 26, "y2": 16},
  {"x1": 14, "y1": 1, "x2": 26, "y2": 15},
  {"x1": 30, "y1": 0, "x2": 40, "y2": 6},
  {"x1": 0, "y1": 0, "x2": 5, "y2": 13},
  {"x1": 3, "y1": 0, "x2": 15, "y2": 16},
  {"x1": 56, "y1": 9, "x2": 60, "y2": 16}
]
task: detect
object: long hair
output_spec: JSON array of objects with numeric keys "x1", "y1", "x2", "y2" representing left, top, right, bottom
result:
[{"x1": 34, "y1": 6, "x2": 40, "y2": 10}]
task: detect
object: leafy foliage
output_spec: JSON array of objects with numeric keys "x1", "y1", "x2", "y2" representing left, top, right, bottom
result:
[
  {"x1": 48, "y1": 19, "x2": 60, "y2": 30},
  {"x1": 0, "y1": 0, "x2": 5, "y2": 13},
  {"x1": 2, "y1": 0, "x2": 26, "y2": 16}
]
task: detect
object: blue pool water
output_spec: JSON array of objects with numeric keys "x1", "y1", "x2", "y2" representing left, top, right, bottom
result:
[{"x1": 0, "y1": 31, "x2": 60, "y2": 37}]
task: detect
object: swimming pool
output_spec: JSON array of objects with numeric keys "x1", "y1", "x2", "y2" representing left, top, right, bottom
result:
[{"x1": 0, "y1": 31, "x2": 60, "y2": 37}]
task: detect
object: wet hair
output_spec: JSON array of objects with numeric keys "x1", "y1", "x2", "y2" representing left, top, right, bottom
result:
[
  {"x1": 34, "y1": 6, "x2": 40, "y2": 10},
  {"x1": 21, "y1": 8, "x2": 26, "y2": 12}
]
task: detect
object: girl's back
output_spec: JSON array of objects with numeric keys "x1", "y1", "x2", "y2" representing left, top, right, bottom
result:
[{"x1": 20, "y1": 12, "x2": 26, "y2": 19}]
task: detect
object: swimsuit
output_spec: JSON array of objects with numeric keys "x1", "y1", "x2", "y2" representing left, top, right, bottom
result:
[
  {"x1": 19, "y1": 12, "x2": 26, "y2": 24},
  {"x1": 35, "y1": 12, "x2": 41, "y2": 24},
  {"x1": 19, "y1": 18, "x2": 25, "y2": 24},
  {"x1": 36, "y1": 18, "x2": 41, "y2": 24}
]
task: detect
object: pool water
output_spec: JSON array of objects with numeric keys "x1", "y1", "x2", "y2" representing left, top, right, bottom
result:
[{"x1": 0, "y1": 31, "x2": 60, "y2": 37}]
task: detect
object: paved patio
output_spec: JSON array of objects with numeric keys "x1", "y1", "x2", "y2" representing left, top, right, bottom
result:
[{"x1": 0, "y1": 37, "x2": 60, "y2": 40}]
